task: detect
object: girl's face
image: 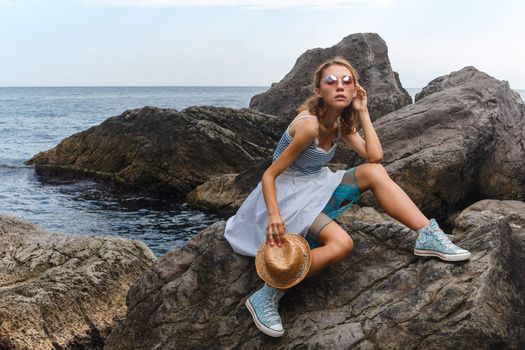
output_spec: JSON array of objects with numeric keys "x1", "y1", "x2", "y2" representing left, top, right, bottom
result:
[{"x1": 314, "y1": 64, "x2": 356, "y2": 110}]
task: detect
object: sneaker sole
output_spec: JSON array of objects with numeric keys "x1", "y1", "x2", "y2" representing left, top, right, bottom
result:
[
  {"x1": 414, "y1": 249, "x2": 471, "y2": 261},
  {"x1": 245, "y1": 298, "x2": 284, "y2": 337}
]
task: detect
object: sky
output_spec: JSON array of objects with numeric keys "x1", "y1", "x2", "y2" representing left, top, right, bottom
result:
[{"x1": 1, "y1": 0, "x2": 524, "y2": 89}]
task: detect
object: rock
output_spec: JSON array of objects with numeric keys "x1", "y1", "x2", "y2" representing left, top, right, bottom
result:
[
  {"x1": 337, "y1": 204, "x2": 397, "y2": 226},
  {"x1": 28, "y1": 106, "x2": 283, "y2": 198},
  {"x1": 186, "y1": 156, "x2": 273, "y2": 216},
  {"x1": 186, "y1": 173, "x2": 242, "y2": 216},
  {"x1": 249, "y1": 33, "x2": 412, "y2": 122},
  {"x1": 351, "y1": 66, "x2": 525, "y2": 218},
  {"x1": 0, "y1": 214, "x2": 156, "y2": 350},
  {"x1": 452, "y1": 199, "x2": 525, "y2": 243},
  {"x1": 104, "y1": 200, "x2": 525, "y2": 349},
  {"x1": 415, "y1": 66, "x2": 493, "y2": 102}
]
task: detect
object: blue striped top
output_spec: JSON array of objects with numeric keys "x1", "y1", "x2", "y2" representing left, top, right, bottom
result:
[{"x1": 272, "y1": 115, "x2": 340, "y2": 175}]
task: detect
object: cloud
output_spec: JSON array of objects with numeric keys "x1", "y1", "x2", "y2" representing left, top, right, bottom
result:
[{"x1": 80, "y1": 0, "x2": 394, "y2": 9}]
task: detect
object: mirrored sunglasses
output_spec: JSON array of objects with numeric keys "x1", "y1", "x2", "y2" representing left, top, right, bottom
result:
[{"x1": 322, "y1": 74, "x2": 354, "y2": 86}]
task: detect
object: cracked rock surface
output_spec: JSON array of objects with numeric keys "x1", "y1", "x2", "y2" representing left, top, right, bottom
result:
[
  {"x1": 0, "y1": 214, "x2": 157, "y2": 350},
  {"x1": 27, "y1": 106, "x2": 284, "y2": 198},
  {"x1": 355, "y1": 66, "x2": 525, "y2": 218},
  {"x1": 104, "y1": 200, "x2": 525, "y2": 350}
]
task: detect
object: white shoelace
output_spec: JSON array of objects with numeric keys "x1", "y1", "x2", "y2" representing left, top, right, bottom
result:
[
  {"x1": 436, "y1": 234, "x2": 456, "y2": 249},
  {"x1": 429, "y1": 227, "x2": 457, "y2": 250},
  {"x1": 263, "y1": 302, "x2": 280, "y2": 324}
]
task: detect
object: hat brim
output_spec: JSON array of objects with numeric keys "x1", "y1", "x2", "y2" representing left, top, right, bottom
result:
[{"x1": 255, "y1": 234, "x2": 312, "y2": 289}]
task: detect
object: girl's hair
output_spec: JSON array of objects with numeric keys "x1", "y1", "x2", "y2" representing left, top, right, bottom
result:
[{"x1": 297, "y1": 56, "x2": 360, "y2": 134}]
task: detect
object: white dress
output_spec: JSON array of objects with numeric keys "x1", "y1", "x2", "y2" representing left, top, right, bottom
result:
[{"x1": 224, "y1": 115, "x2": 346, "y2": 257}]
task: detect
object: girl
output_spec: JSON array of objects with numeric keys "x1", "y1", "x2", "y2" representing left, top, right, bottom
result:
[{"x1": 224, "y1": 56, "x2": 470, "y2": 337}]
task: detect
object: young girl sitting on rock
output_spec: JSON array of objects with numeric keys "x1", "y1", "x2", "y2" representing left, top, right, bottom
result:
[{"x1": 224, "y1": 56, "x2": 470, "y2": 337}]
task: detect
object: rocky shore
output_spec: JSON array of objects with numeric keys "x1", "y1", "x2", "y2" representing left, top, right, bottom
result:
[
  {"x1": 6, "y1": 32, "x2": 524, "y2": 348},
  {"x1": 0, "y1": 214, "x2": 156, "y2": 349},
  {"x1": 104, "y1": 200, "x2": 525, "y2": 349}
]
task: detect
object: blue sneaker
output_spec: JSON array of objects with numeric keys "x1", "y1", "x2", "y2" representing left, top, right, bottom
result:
[
  {"x1": 414, "y1": 219, "x2": 471, "y2": 261},
  {"x1": 245, "y1": 283, "x2": 285, "y2": 337}
]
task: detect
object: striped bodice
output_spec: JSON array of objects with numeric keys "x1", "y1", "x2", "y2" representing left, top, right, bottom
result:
[{"x1": 272, "y1": 115, "x2": 340, "y2": 175}]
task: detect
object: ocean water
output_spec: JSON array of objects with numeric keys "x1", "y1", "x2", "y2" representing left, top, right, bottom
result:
[
  {"x1": 1, "y1": 86, "x2": 523, "y2": 256},
  {"x1": 0, "y1": 86, "x2": 267, "y2": 256}
]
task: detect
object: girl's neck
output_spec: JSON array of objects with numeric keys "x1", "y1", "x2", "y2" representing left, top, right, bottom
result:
[{"x1": 320, "y1": 107, "x2": 342, "y2": 128}]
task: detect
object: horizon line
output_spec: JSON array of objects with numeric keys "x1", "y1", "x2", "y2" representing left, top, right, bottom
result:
[
  {"x1": 1, "y1": 85, "x2": 524, "y2": 90},
  {"x1": 0, "y1": 85, "x2": 271, "y2": 88},
  {"x1": 1, "y1": 85, "x2": 423, "y2": 89}
]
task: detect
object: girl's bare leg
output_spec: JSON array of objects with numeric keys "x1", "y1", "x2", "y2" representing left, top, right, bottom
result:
[
  {"x1": 304, "y1": 221, "x2": 353, "y2": 280},
  {"x1": 284, "y1": 163, "x2": 430, "y2": 287},
  {"x1": 355, "y1": 163, "x2": 429, "y2": 230}
]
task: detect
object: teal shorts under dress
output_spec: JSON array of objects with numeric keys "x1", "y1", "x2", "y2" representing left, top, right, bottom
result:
[{"x1": 305, "y1": 167, "x2": 361, "y2": 249}]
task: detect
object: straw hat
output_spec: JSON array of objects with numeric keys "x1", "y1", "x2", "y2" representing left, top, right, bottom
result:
[{"x1": 255, "y1": 233, "x2": 311, "y2": 289}]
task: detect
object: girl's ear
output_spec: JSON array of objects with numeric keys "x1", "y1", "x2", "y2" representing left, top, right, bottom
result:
[{"x1": 314, "y1": 87, "x2": 321, "y2": 98}]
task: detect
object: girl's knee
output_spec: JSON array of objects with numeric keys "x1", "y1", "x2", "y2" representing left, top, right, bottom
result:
[
  {"x1": 327, "y1": 235, "x2": 353, "y2": 262},
  {"x1": 368, "y1": 162, "x2": 387, "y2": 175},
  {"x1": 337, "y1": 235, "x2": 353, "y2": 258},
  {"x1": 360, "y1": 163, "x2": 388, "y2": 182},
  {"x1": 319, "y1": 223, "x2": 353, "y2": 261},
  {"x1": 342, "y1": 235, "x2": 354, "y2": 254}
]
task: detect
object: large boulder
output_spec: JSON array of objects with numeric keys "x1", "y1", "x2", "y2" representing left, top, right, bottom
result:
[
  {"x1": 452, "y1": 199, "x2": 525, "y2": 244},
  {"x1": 415, "y1": 67, "x2": 495, "y2": 101},
  {"x1": 355, "y1": 66, "x2": 525, "y2": 218},
  {"x1": 28, "y1": 106, "x2": 283, "y2": 198},
  {"x1": 411, "y1": 67, "x2": 525, "y2": 202},
  {"x1": 104, "y1": 200, "x2": 525, "y2": 349},
  {"x1": 0, "y1": 214, "x2": 157, "y2": 350},
  {"x1": 249, "y1": 32, "x2": 412, "y2": 122}
]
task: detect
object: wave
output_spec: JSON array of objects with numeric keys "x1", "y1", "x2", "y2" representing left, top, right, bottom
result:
[{"x1": 0, "y1": 161, "x2": 31, "y2": 170}]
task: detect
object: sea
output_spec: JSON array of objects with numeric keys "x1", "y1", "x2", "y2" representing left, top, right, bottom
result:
[{"x1": 1, "y1": 87, "x2": 524, "y2": 256}]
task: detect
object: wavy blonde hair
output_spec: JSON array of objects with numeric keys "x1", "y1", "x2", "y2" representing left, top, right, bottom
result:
[{"x1": 297, "y1": 56, "x2": 360, "y2": 134}]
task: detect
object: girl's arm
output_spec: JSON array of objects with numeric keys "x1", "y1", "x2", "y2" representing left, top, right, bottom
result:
[
  {"x1": 262, "y1": 118, "x2": 318, "y2": 247},
  {"x1": 342, "y1": 84, "x2": 383, "y2": 163}
]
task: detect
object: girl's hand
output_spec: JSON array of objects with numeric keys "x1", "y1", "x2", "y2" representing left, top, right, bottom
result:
[
  {"x1": 352, "y1": 83, "x2": 368, "y2": 113},
  {"x1": 266, "y1": 213, "x2": 286, "y2": 247}
]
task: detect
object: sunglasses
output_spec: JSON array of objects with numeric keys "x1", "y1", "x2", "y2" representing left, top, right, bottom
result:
[{"x1": 322, "y1": 74, "x2": 354, "y2": 86}]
